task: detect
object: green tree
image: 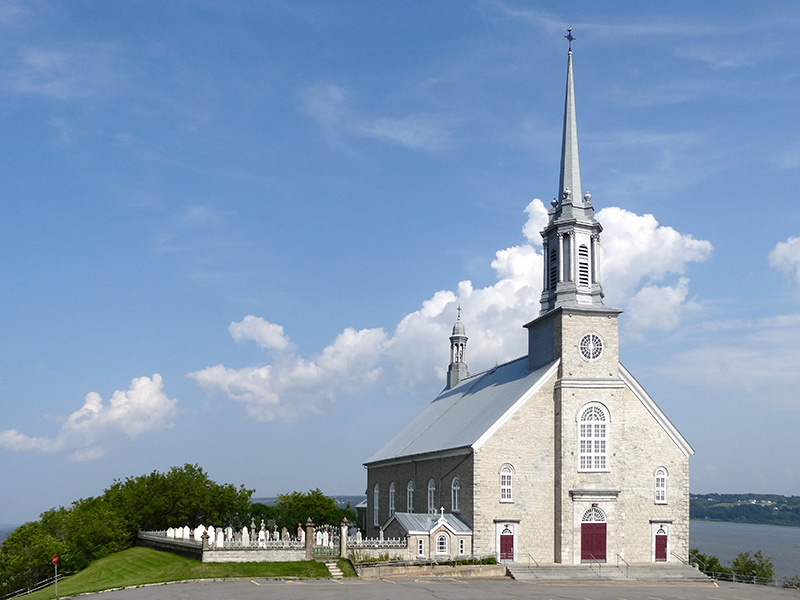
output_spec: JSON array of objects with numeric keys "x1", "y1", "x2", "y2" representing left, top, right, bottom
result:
[
  {"x1": 0, "y1": 463, "x2": 255, "y2": 595},
  {"x1": 104, "y1": 464, "x2": 253, "y2": 538},
  {"x1": 262, "y1": 489, "x2": 358, "y2": 530},
  {"x1": 689, "y1": 548, "x2": 728, "y2": 575},
  {"x1": 0, "y1": 521, "x2": 63, "y2": 595},
  {"x1": 730, "y1": 550, "x2": 774, "y2": 583},
  {"x1": 40, "y1": 496, "x2": 129, "y2": 571},
  {"x1": 783, "y1": 575, "x2": 800, "y2": 589}
]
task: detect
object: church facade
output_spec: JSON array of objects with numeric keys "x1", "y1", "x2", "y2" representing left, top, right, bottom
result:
[{"x1": 364, "y1": 38, "x2": 693, "y2": 565}]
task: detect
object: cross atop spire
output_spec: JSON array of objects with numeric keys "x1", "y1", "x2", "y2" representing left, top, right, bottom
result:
[{"x1": 565, "y1": 26, "x2": 575, "y2": 52}]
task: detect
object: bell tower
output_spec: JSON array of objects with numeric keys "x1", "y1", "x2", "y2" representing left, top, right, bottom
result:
[
  {"x1": 539, "y1": 28, "x2": 605, "y2": 315},
  {"x1": 446, "y1": 307, "x2": 468, "y2": 389}
]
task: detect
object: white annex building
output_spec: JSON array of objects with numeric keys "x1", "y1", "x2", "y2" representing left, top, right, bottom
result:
[{"x1": 363, "y1": 37, "x2": 693, "y2": 565}]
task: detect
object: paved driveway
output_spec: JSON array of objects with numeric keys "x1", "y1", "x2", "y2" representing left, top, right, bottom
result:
[{"x1": 90, "y1": 577, "x2": 800, "y2": 600}]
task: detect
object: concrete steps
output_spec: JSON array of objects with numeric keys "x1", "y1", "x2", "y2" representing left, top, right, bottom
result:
[
  {"x1": 324, "y1": 560, "x2": 344, "y2": 579},
  {"x1": 506, "y1": 562, "x2": 709, "y2": 582}
]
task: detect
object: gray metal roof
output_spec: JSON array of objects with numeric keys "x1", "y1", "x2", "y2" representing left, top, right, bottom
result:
[
  {"x1": 386, "y1": 512, "x2": 472, "y2": 535},
  {"x1": 366, "y1": 357, "x2": 558, "y2": 465}
]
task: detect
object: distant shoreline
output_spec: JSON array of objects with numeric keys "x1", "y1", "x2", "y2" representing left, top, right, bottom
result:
[
  {"x1": 691, "y1": 517, "x2": 800, "y2": 528},
  {"x1": 691, "y1": 493, "x2": 800, "y2": 528}
]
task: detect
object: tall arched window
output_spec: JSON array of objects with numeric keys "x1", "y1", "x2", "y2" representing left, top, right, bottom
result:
[
  {"x1": 407, "y1": 480, "x2": 415, "y2": 512},
  {"x1": 389, "y1": 481, "x2": 396, "y2": 516},
  {"x1": 579, "y1": 404, "x2": 609, "y2": 471},
  {"x1": 427, "y1": 479, "x2": 436, "y2": 514},
  {"x1": 655, "y1": 468, "x2": 667, "y2": 504},
  {"x1": 500, "y1": 465, "x2": 513, "y2": 502},
  {"x1": 373, "y1": 483, "x2": 379, "y2": 527},
  {"x1": 436, "y1": 534, "x2": 448, "y2": 554},
  {"x1": 451, "y1": 477, "x2": 460, "y2": 512}
]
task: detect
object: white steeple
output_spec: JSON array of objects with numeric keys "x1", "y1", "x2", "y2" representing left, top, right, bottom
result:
[{"x1": 539, "y1": 29, "x2": 605, "y2": 315}]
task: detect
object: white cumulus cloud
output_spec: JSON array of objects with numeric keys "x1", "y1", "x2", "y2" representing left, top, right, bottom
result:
[
  {"x1": 191, "y1": 200, "x2": 712, "y2": 420},
  {"x1": 229, "y1": 315, "x2": 294, "y2": 351},
  {"x1": 0, "y1": 374, "x2": 177, "y2": 460},
  {"x1": 769, "y1": 236, "x2": 800, "y2": 287},
  {"x1": 190, "y1": 327, "x2": 387, "y2": 422}
]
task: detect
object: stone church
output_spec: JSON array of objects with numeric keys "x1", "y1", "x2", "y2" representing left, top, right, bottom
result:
[{"x1": 363, "y1": 37, "x2": 693, "y2": 565}]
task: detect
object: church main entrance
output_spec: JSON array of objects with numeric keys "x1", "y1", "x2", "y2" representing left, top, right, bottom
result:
[{"x1": 580, "y1": 507, "x2": 606, "y2": 562}]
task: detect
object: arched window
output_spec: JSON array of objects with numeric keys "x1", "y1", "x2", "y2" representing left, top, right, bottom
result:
[
  {"x1": 407, "y1": 480, "x2": 415, "y2": 512},
  {"x1": 579, "y1": 404, "x2": 609, "y2": 471},
  {"x1": 389, "y1": 481, "x2": 396, "y2": 516},
  {"x1": 373, "y1": 483, "x2": 379, "y2": 527},
  {"x1": 436, "y1": 534, "x2": 448, "y2": 554},
  {"x1": 451, "y1": 477, "x2": 460, "y2": 512},
  {"x1": 500, "y1": 465, "x2": 513, "y2": 502},
  {"x1": 655, "y1": 468, "x2": 667, "y2": 504},
  {"x1": 427, "y1": 479, "x2": 436, "y2": 514},
  {"x1": 582, "y1": 506, "x2": 606, "y2": 523}
]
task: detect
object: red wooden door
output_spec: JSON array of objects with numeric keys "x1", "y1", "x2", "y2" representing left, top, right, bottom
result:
[
  {"x1": 500, "y1": 534, "x2": 514, "y2": 560},
  {"x1": 655, "y1": 534, "x2": 667, "y2": 561},
  {"x1": 581, "y1": 523, "x2": 606, "y2": 561}
]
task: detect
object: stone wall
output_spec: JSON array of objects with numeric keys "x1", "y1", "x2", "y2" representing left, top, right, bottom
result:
[
  {"x1": 201, "y1": 548, "x2": 305, "y2": 563},
  {"x1": 356, "y1": 563, "x2": 506, "y2": 579},
  {"x1": 137, "y1": 532, "x2": 202, "y2": 560},
  {"x1": 472, "y1": 368, "x2": 558, "y2": 561},
  {"x1": 366, "y1": 452, "x2": 474, "y2": 532}
]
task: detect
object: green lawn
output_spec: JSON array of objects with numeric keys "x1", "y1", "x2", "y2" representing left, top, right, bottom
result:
[{"x1": 23, "y1": 547, "x2": 335, "y2": 599}]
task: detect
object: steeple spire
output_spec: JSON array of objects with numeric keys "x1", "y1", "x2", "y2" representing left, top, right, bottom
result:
[
  {"x1": 557, "y1": 28, "x2": 582, "y2": 219},
  {"x1": 538, "y1": 30, "x2": 605, "y2": 315},
  {"x1": 446, "y1": 307, "x2": 468, "y2": 389}
]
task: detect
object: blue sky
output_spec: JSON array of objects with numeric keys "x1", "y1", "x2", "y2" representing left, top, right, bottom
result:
[{"x1": 2, "y1": 1, "x2": 800, "y2": 525}]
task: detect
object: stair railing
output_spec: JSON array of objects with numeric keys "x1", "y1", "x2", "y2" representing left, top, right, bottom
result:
[
  {"x1": 522, "y1": 553, "x2": 539, "y2": 576},
  {"x1": 615, "y1": 553, "x2": 629, "y2": 578},
  {"x1": 584, "y1": 553, "x2": 602, "y2": 577}
]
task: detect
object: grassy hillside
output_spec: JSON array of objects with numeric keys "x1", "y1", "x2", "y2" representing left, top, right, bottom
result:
[
  {"x1": 691, "y1": 493, "x2": 800, "y2": 526},
  {"x1": 23, "y1": 547, "x2": 333, "y2": 600}
]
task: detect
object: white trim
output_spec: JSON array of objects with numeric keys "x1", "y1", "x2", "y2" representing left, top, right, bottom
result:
[
  {"x1": 451, "y1": 476, "x2": 460, "y2": 512},
  {"x1": 654, "y1": 467, "x2": 667, "y2": 504},
  {"x1": 556, "y1": 378, "x2": 625, "y2": 390},
  {"x1": 500, "y1": 464, "x2": 514, "y2": 503},
  {"x1": 577, "y1": 402, "x2": 610, "y2": 472},
  {"x1": 436, "y1": 533, "x2": 448, "y2": 554},
  {"x1": 473, "y1": 359, "x2": 560, "y2": 451},
  {"x1": 619, "y1": 364, "x2": 694, "y2": 457},
  {"x1": 365, "y1": 446, "x2": 472, "y2": 469}
]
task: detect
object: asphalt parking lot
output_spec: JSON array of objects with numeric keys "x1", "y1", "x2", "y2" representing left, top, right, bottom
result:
[{"x1": 89, "y1": 577, "x2": 800, "y2": 600}]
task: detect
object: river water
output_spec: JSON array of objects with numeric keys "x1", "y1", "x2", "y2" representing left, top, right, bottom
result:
[{"x1": 690, "y1": 520, "x2": 800, "y2": 581}]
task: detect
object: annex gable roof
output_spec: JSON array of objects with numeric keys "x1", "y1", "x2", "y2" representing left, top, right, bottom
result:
[
  {"x1": 365, "y1": 357, "x2": 560, "y2": 465},
  {"x1": 384, "y1": 512, "x2": 472, "y2": 535}
]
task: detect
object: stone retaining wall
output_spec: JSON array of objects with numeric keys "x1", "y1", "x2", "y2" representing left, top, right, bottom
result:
[{"x1": 356, "y1": 563, "x2": 506, "y2": 579}]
